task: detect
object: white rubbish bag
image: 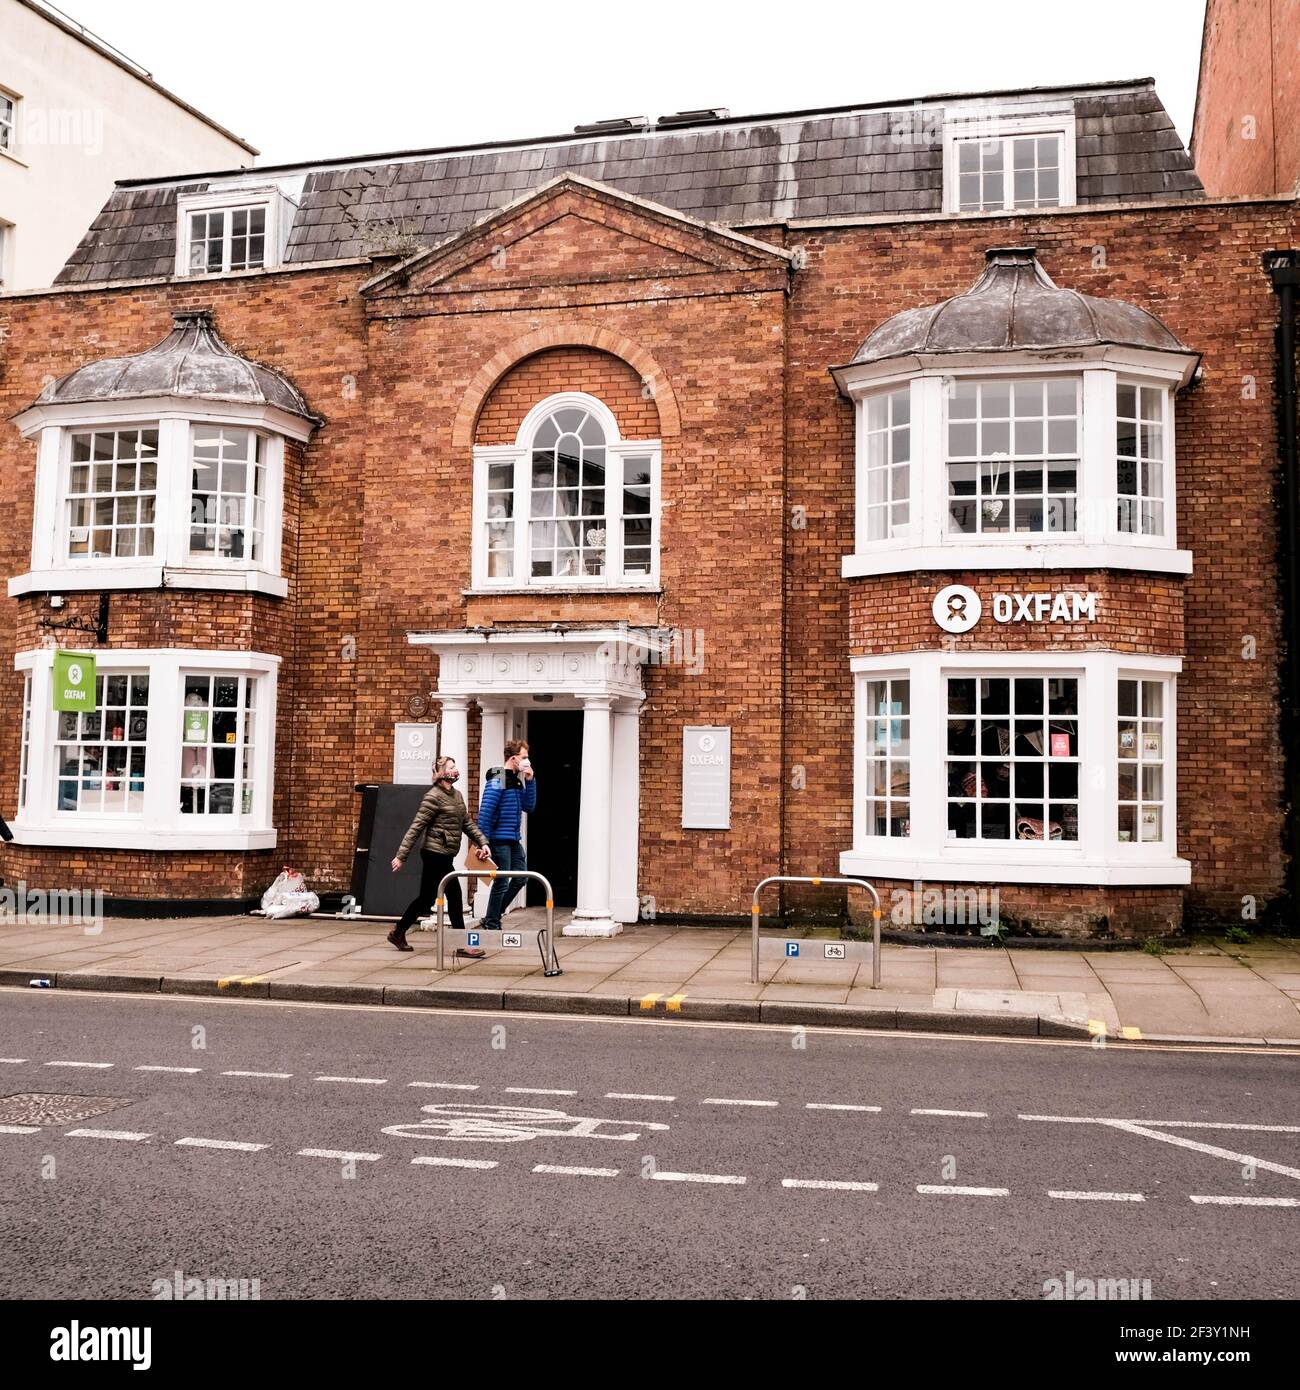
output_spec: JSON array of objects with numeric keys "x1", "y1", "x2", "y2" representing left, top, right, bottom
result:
[{"x1": 260, "y1": 867, "x2": 320, "y2": 920}]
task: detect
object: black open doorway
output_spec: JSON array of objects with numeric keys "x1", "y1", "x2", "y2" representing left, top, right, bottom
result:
[{"x1": 524, "y1": 709, "x2": 583, "y2": 906}]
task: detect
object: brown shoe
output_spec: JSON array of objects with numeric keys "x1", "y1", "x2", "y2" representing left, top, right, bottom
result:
[
  {"x1": 386, "y1": 929, "x2": 413, "y2": 952},
  {"x1": 456, "y1": 947, "x2": 487, "y2": 960}
]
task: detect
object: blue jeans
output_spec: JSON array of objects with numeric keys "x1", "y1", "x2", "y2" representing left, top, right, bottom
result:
[{"x1": 484, "y1": 840, "x2": 527, "y2": 929}]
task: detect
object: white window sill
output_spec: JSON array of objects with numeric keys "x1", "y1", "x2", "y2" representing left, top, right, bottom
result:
[
  {"x1": 842, "y1": 543, "x2": 1193, "y2": 578},
  {"x1": 9, "y1": 821, "x2": 278, "y2": 852},
  {"x1": 9, "y1": 567, "x2": 288, "y2": 598},
  {"x1": 840, "y1": 847, "x2": 1191, "y2": 887},
  {"x1": 464, "y1": 584, "x2": 662, "y2": 597}
]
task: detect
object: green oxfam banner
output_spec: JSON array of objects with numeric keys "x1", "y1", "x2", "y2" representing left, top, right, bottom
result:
[{"x1": 53, "y1": 650, "x2": 97, "y2": 713}]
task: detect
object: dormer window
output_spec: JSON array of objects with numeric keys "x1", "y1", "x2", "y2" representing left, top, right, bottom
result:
[
  {"x1": 943, "y1": 106, "x2": 1076, "y2": 213},
  {"x1": 175, "y1": 187, "x2": 294, "y2": 277}
]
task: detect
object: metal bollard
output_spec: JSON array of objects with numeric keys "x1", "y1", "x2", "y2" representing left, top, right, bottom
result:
[{"x1": 750, "y1": 875, "x2": 882, "y2": 987}]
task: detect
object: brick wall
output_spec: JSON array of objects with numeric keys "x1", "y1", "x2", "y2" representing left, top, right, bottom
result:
[{"x1": 1193, "y1": 0, "x2": 1300, "y2": 196}]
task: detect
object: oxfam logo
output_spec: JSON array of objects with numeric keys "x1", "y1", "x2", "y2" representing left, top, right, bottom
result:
[
  {"x1": 932, "y1": 584, "x2": 982, "y2": 634},
  {"x1": 66, "y1": 662, "x2": 85, "y2": 687}
]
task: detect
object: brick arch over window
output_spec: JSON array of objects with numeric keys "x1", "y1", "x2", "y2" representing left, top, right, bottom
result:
[
  {"x1": 453, "y1": 325, "x2": 680, "y2": 451},
  {"x1": 475, "y1": 348, "x2": 660, "y2": 445}
]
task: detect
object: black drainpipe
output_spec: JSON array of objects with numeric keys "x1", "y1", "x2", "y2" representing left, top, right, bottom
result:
[{"x1": 1265, "y1": 249, "x2": 1299, "y2": 924}]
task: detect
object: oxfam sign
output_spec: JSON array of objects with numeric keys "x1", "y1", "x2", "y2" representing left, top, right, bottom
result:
[
  {"x1": 53, "y1": 650, "x2": 97, "y2": 712},
  {"x1": 932, "y1": 585, "x2": 1097, "y2": 633}
]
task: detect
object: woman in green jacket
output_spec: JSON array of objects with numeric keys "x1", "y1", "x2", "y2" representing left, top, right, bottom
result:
[{"x1": 388, "y1": 756, "x2": 490, "y2": 952}]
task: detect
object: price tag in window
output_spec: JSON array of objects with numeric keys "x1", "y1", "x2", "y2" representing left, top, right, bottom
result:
[
  {"x1": 1050, "y1": 733, "x2": 1070, "y2": 757},
  {"x1": 226, "y1": 732, "x2": 237, "y2": 744}
]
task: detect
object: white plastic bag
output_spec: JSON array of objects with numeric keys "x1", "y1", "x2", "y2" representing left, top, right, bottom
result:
[{"x1": 260, "y1": 867, "x2": 320, "y2": 919}]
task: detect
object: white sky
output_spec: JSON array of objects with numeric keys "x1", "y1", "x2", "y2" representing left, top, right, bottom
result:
[{"x1": 59, "y1": 0, "x2": 1208, "y2": 168}]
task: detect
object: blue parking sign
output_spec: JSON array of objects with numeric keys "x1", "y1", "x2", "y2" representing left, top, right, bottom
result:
[
  {"x1": 785, "y1": 941, "x2": 800, "y2": 957},
  {"x1": 468, "y1": 932, "x2": 480, "y2": 947}
]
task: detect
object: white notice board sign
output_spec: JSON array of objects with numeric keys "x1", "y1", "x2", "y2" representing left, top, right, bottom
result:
[
  {"x1": 682, "y1": 726, "x2": 731, "y2": 830},
  {"x1": 393, "y1": 723, "x2": 438, "y2": 784}
]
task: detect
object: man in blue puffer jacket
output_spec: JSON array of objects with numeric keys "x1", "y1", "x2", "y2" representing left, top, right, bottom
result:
[{"x1": 477, "y1": 738, "x2": 537, "y2": 931}]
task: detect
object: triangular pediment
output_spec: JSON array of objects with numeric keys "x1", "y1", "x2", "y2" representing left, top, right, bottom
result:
[{"x1": 362, "y1": 175, "x2": 790, "y2": 298}]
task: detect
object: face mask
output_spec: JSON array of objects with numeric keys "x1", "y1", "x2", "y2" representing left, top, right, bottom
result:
[{"x1": 440, "y1": 769, "x2": 460, "y2": 783}]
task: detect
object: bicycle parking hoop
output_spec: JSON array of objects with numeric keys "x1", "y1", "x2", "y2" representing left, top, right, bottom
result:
[
  {"x1": 750, "y1": 875, "x2": 882, "y2": 987},
  {"x1": 433, "y1": 868, "x2": 562, "y2": 977}
]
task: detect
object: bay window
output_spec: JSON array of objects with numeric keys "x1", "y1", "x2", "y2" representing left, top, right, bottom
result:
[
  {"x1": 845, "y1": 651, "x2": 1186, "y2": 884},
  {"x1": 473, "y1": 392, "x2": 660, "y2": 588},
  {"x1": 11, "y1": 648, "x2": 278, "y2": 851},
  {"x1": 839, "y1": 363, "x2": 1190, "y2": 577},
  {"x1": 11, "y1": 409, "x2": 293, "y2": 599}
]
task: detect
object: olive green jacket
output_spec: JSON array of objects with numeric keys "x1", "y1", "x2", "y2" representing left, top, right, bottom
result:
[{"x1": 395, "y1": 782, "x2": 488, "y2": 862}]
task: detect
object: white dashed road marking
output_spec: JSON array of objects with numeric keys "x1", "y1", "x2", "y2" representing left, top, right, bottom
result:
[
  {"x1": 1104, "y1": 1120, "x2": 1300, "y2": 1182},
  {"x1": 65, "y1": 1128, "x2": 151, "y2": 1142},
  {"x1": 606, "y1": 1092, "x2": 676, "y2": 1103},
  {"x1": 911, "y1": 1108, "x2": 988, "y2": 1118},
  {"x1": 702, "y1": 1098, "x2": 777, "y2": 1108},
  {"x1": 505, "y1": 1087, "x2": 577, "y2": 1096},
  {"x1": 409, "y1": 1081, "x2": 478, "y2": 1090},
  {"x1": 1049, "y1": 1190, "x2": 1146, "y2": 1202},
  {"x1": 298, "y1": 1148, "x2": 382, "y2": 1161},
  {"x1": 0, "y1": 1124, "x2": 40, "y2": 1134},
  {"x1": 135, "y1": 1065, "x2": 201, "y2": 1074},
  {"x1": 917, "y1": 1185, "x2": 1009, "y2": 1197},
  {"x1": 175, "y1": 1137, "x2": 267, "y2": 1152},
  {"x1": 1189, "y1": 1195, "x2": 1300, "y2": 1207},
  {"x1": 650, "y1": 1171, "x2": 747, "y2": 1185},
  {"x1": 314, "y1": 1075, "x2": 387, "y2": 1085},
  {"x1": 782, "y1": 1178, "x2": 879, "y2": 1192},
  {"x1": 805, "y1": 1103, "x2": 881, "y2": 1113},
  {"x1": 412, "y1": 1156, "x2": 497, "y2": 1170},
  {"x1": 533, "y1": 1164, "x2": 620, "y2": 1178},
  {"x1": 45, "y1": 1060, "x2": 112, "y2": 1069},
  {"x1": 222, "y1": 1071, "x2": 292, "y2": 1079},
  {"x1": 0, "y1": 1058, "x2": 28, "y2": 1064}
]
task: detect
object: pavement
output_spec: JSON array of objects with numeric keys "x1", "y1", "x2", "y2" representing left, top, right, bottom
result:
[
  {"x1": 2, "y1": 905, "x2": 1299, "y2": 1044},
  {"x1": 1, "y1": 990, "x2": 1297, "y2": 1301}
]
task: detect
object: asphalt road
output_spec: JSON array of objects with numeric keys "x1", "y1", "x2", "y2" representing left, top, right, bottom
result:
[{"x1": 1, "y1": 989, "x2": 1297, "y2": 1301}]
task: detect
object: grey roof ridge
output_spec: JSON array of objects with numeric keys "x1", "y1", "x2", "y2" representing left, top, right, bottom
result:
[
  {"x1": 357, "y1": 172, "x2": 794, "y2": 295},
  {"x1": 106, "y1": 76, "x2": 1160, "y2": 193}
]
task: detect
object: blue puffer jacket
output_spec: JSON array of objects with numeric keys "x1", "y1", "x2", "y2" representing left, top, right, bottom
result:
[{"x1": 477, "y1": 768, "x2": 537, "y2": 842}]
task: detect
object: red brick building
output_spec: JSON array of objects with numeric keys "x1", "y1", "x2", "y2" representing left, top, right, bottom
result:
[
  {"x1": 1, "y1": 79, "x2": 1296, "y2": 936},
  {"x1": 1192, "y1": 0, "x2": 1300, "y2": 197}
]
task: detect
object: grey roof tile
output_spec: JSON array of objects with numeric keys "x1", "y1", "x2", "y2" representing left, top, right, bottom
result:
[{"x1": 56, "y1": 84, "x2": 1204, "y2": 282}]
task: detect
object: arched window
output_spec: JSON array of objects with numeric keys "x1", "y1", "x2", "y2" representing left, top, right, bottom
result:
[{"x1": 473, "y1": 391, "x2": 660, "y2": 588}]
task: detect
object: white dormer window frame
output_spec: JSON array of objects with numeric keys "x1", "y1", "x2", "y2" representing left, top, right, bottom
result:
[
  {"x1": 175, "y1": 185, "x2": 295, "y2": 277},
  {"x1": 470, "y1": 391, "x2": 661, "y2": 592},
  {"x1": 7, "y1": 397, "x2": 312, "y2": 600},
  {"x1": 942, "y1": 103, "x2": 1078, "y2": 214},
  {"x1": 839, "y1": 351, "x2": 1194, "y2": 578},
  {"x1": 0, "y1": 86, "x2": 18, "y2": 156}
]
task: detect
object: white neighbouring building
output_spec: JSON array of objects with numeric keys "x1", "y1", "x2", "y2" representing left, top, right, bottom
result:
[{"x1": 0, "y1": 0, "x2": 255, "y2": 290}]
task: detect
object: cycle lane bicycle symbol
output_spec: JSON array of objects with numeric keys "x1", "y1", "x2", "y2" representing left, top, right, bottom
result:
[{"x1": 382, "y1": 1103, "x2": 671, "y2": 1144}]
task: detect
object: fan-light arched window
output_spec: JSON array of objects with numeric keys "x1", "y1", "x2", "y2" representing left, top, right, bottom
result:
[{"x1": 473, "y1": 391, "x2": 660, "y2": 588}]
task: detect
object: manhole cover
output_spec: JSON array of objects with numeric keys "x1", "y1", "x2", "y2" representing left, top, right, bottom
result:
[{"x1": 0, "y1": 1093, "x2": 135, "y2": 1126}]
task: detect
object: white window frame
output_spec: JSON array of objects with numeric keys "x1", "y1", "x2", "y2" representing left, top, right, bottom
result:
[
  {"x1": 1116, "y1": 378, "x2": 1175, "y2": 539},
  {"x1": 174, "y1": 185, "x2": 295, "y2": 278},
  {"x1": 9, "y1": 399, "x2": 304, "y2": 599},
  {"x1": 838, "y1": 356, "x2": 1193, "y2": 578},
  {"x1": 942, "y1": 103, "x2": 1077, "y2": 214},
  {"x1": 0, "y1": 219, "x2": 12, "y2": 290},
  {"x1": 11, "y1": 647, "x2": 279, "y2": 851},
  {"x1": 0, "y1": 87, "x2": 18, "y2": 157},
  {"x1": 471, "y1": 391, "x2": 661, "y2": 591},
  {"x1": 842, "y1": 650, "x2": 1187, "y2": 886}
]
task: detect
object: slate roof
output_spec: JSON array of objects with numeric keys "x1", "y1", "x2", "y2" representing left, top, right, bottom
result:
[
  {"x1": 28, "y1": 310, "x2": 320, "y2": 424},
  {"x1": 53, "y1": 79, "x2": 1203, "y2": 286},
  {"x1": 849, "y1": 246, "x2": 1190, "y2": 367}
]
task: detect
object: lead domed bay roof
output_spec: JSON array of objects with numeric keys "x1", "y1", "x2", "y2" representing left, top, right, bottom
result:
[
  {"x1": 850, "y1": 247, "x2": 1188, "y2": 366},
  {"x1": 31, "y1": 310, "x2": 320, "y2": 424}
]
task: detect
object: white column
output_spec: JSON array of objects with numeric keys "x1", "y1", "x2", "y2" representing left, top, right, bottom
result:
[
  {"x1": 436, "y1": 695, "x2": 469, "y2": 772},
  {"x1": 566, "y1": 695, "x2": 620, "y2": 936},
  {"x1": 474, "y1": 699, "x2": 509, "y2": 916},
  {"x1": 609, "y1": 702, "x2": 641, "y2": 923}
]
